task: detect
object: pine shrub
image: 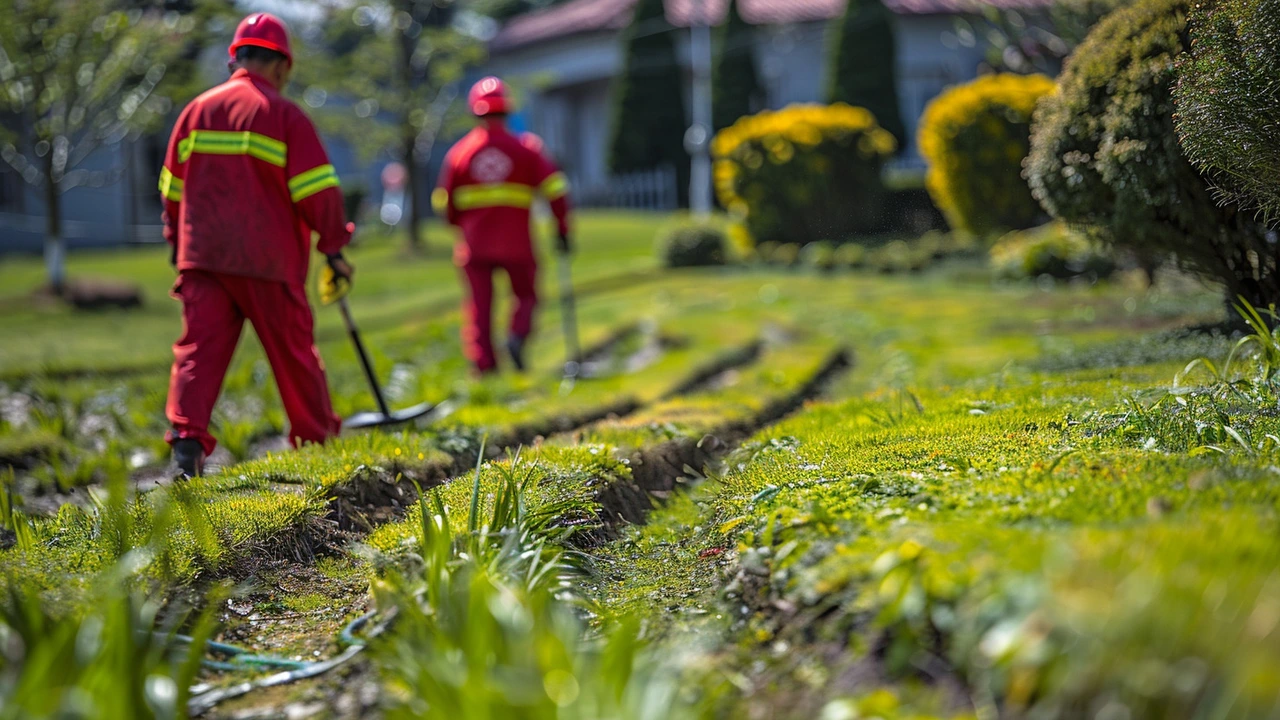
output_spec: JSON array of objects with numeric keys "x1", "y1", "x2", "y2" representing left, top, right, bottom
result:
[
  {"x1": 712, "y1": 0, "x2": 762, "y2": 132},
  {"x1": 607, "y1": 0, "x2": 689, "y2": 201},
  {"x1": 826, "y1": 0, "x2": 905, "y2": 146},
  {"x1": 918, "y1": 73, "x2": 1054, "y2": 238},
  {"x1": 712, "y1": 104, "x2": 896, "y2": 245},
  {"x1": 1175, "y1": 0, "x2": 1280, "y2": 225},
  {"x1": 1025, "y1": 0, "x2": 1277, "y2": 308}
]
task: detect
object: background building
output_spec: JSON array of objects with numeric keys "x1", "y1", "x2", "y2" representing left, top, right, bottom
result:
[{"x1": 0, "y1": 0, "x2": 1048, "y2": 252}]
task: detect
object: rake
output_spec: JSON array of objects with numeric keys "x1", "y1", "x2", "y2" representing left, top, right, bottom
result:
[{"x1": 322, "y1": 264, "x2": 435, "y2": 430}]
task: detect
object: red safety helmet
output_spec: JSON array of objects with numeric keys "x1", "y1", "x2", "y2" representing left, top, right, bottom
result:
[
  {"x1": 229, "y1": 13, "x2": 293, "y2": 67},
  {"x1": 469, "y1": 76, "x2": 510, "y2": 117}
]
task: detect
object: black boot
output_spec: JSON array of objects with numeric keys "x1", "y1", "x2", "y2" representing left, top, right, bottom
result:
[
  {"x1": 172, "y1": 438, "x2": 205, "y2": 479},
  {"x1": 506, "y1": 334, "x2": 527, "y2": 372}
]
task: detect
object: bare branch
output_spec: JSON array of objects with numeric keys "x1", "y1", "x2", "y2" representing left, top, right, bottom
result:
[{"x1": 1, "y1": 141, "x2": 44, "y2": 187}]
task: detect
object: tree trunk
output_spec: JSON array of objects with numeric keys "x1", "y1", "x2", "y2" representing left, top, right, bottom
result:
[
  {"x1": 395, "y1": 11, "x2": 423, "y2": 253},
  {"x1": 403, "y1": 130, "x2": 423, "y2": 252},
  {"x1": 43, "y1": 156, "x2": 66, "y2": 295}
]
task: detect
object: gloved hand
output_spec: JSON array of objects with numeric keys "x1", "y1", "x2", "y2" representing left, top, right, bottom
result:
[
  {"x1": 327, "y1": 252, "x2": 355, "y2": 283},
  {"x1": 318, "y1": 252, "x2": 355, "y2": 306},
  {"x1": 557, "y1": 232, "x2": 572, "y2": 255}
]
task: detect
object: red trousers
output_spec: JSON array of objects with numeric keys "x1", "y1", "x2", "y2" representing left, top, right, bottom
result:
[
  {"x1": 461, "y1": 260, "x2": 537, "y2": 372},
  {"x1": 166, "y1": 270, "x2": 340, "y2": 455}
]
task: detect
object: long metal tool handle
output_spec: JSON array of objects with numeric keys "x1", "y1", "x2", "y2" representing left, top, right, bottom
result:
[
  {"x1": 338, "y1": 296, "x2": 391, "y2": 417},
  {"x1": 557, "y1": 251, "x2": 582, "y2": 376}
]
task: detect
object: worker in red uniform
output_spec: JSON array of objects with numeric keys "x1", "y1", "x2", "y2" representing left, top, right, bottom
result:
[
  {"x1": 433, "y1": 77, "x2": 573, "y2": 374},
  {"x1": 159, "y1": 12, "x2": 354, "y2": 476}
]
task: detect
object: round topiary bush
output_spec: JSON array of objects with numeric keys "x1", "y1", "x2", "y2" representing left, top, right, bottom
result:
[
  {"x1": 712, "y1": 104, "x2": 897, "y2": 245},
  {"x1": 657, "y1": 222, "x2": 727, "y2": 268},
  {"x1": 990, "y1": 222, "x2": 1116, "y2": 280},
  {"x1": 1025, "y1": 0, "x2": 1276, "y2": 307},
  {"x1": 834, "y1": 243, "x2": 867, "y2": 269},
  {"x1": 918, "y1": 73, "x2": 1055, "y2": 238},
  {"x1": 800, "y1": 241, "x2": 838, "y2": 272},
  {"x1": 1175, "y1": 0, "x2": 1280, "y2": 225}
]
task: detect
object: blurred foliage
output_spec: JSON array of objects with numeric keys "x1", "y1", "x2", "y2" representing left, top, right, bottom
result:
[
  {"x1": 918, "y1": 73, "x2": 1054, "y2": 238},
  {"x1": 469, "y1": 0, "x2": 570, "y2": 21},
  {"x1": 712, "y1": 104, "x2": 896, "y2": 245},
  {"x1": 826, "y1": 0, "x2": 905, "y2": 145},
  {"x1": 712, "y1": 0, "x2": 762, "y2": 133},
  {"x1": 0, "y1": 566, "x2": 215, "y2": 720},
  {"x1": 1175, "y1": 0, "x2": 1280, "y2": 226},
  {"x1": 657, "y1": 220, "x2": 727, "y2": 268},
  {"x1": 989, "y1": 222, "x2": 1116, "y2": 280},
  {"x1": 371, "y1": 451, "x2": 694, "y2": 719},
  {"x1": 1025, "y1": 0, "x2": 1277, "y2": 308},
  {"x1": 960, "y1": 0, "x2": 1131, "y2": 75},
  {"x1": 0, "y1": 0, "x2": 213, "y2": 287},
  {"x1": 607, "y1": 0, "x2": 688, "y2": 203},
  {"x1": 0, "y1": 475, "x2": 219, "y2": 719},
  {"x1": 0, "y1": 0, "x2": 214, "y2": 188},
  {"x1": 293, "y1": 0, "x2": 486, "y2": 250}
]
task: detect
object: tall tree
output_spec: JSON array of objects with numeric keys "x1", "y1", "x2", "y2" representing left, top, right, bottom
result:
[
  {"x1": 963, "y1": 0, "x2": 1129, "y2": 76},
  {"x1": 712, "y1": 0, "x2": 761, "y2": 132},
  {"x1": 296, "y1": 1, "x2": 484, "y2": 253},
  {"x1": 607, "y1": 0, "x2": 689, "y2": 204},
  {"x1": 826, "y1": 0, "x2": 905, "y2": 147},
  {"x1": 0, "y1": 0, "x2": 196, "y2": 293}
]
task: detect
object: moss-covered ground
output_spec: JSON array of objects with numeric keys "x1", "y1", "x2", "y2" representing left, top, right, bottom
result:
[{"x1": 3, "y1": 213, "x2": 1273, "y2": 718}]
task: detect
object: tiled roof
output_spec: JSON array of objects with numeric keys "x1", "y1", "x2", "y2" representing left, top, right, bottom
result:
[{"x1": 492, "y1": 0, "x2": 1054, "y2": 51}]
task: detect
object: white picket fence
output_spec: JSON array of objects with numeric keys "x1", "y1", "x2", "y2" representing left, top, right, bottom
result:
[{"x1": 570, "y1": 165, "x2": 679, "y2": 210}]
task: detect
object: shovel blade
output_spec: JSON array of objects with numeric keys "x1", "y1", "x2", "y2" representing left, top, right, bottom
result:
[{"x1": 343, "y1": 401, "x2": 437, "y2": 430}]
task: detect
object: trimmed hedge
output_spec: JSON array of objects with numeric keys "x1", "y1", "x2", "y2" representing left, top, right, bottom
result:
[
  {"x1": 712, "y1": 104, "x2": 896, "y2": 245},
  {"x1": 1025, "y1": 0, "x2": 1276, "y2": 307},
  {"x1": 990, "y1": 222, "x2": 1116, "y2": 280},
  {"x1": 918, "y1": 73, "x2": 1055, "y2": 238},
  {"x1": 1175, "y1": 0, "x2": 1280, "y2": 225},
  {"x1": 658, "y1": 222, "x2": 727, "y2": 268}
]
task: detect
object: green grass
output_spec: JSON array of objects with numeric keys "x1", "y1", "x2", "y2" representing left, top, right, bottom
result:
[
  {"x1": 604, "y1": 342, "x2": 1280, "y2": 716},
  {"x1": 8, "y1": 211, "x2": 1276, "y2": 718}
]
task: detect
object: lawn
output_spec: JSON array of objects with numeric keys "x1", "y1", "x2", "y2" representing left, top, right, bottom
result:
[{"x1": 2, "y1": 211, "x2": 1275, "y2": 719}]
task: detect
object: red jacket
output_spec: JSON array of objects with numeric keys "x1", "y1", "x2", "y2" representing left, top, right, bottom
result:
[
  {"x1": 159, "y1": 69, "x2": 351, "y2": 285},
  {"x1": 433, "y1": 122, "x2": 571, "y2": 265}
]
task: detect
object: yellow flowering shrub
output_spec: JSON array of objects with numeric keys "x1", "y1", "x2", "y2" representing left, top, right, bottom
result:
[
  {"x1": 712, "y1": 103, "x2": 897, "y2": 245},
  {"x1": 918, "y1": 73, "x2": 1055, "y2": 238}
]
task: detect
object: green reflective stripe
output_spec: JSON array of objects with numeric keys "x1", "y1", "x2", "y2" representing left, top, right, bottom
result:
[
  {"x1": 540, "y1": 172, "x2": 569, "y2": 200},
  {"x1": 453, "y1": 183, "x2": 534, "y2": 211},
  {"x1": 177, "y1": 130, "x2": 287, "y2": 167},
  {"x1": 431, "y1": 188, "x2": 449, "y2": 214},
  {"x1": 158, "y1": 167, "x2": 183, "y2": 202},
  {"x1": 288, "y1": 164, "x2": 340, "y2": 202}
]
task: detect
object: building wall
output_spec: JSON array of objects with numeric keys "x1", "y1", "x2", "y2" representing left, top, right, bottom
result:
[
  {"x1": 0, "y1": 142, "x2": 138, "y2": 254},
  {"x1": 488, "y1": 12, "x2": 989, "y2": 201}
]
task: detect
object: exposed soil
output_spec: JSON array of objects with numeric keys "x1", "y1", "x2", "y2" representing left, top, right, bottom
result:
[
  {"x1": 596, "y1": 348, "x2": 852, "y2": 533},
  {"x1": 662, "y1": 340, "x2": 764, "y2": 398},
  {"x1": 183, "y1": 343, "x2": 850, "y2": 718}
]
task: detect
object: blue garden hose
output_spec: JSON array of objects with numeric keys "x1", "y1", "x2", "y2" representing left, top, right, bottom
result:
[{"x1": 173, "y1": 609, "x2": 378, "y2": 673}]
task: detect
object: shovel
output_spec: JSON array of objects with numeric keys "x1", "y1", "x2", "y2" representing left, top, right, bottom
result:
[{"x1": 322, "y1": 266, "x2": 435, "y2": 430}]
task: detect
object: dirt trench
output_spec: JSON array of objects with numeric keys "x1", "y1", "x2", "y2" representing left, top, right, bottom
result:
[{"x1": 593, "y1": 348, "x2": 851, "y2": 532}]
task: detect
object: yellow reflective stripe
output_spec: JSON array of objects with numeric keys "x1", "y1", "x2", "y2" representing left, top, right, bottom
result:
[
  {"x1": 539, "y1": 172, "x2": 569, "y2": 200},
  {"x1": 158, "y1": 167, "x2": 183, "y2": 202},
  {"x1": 453, "y1": 183, "x2": 534, "y2": 211},
  {"x1": 288, "y1": 164, "x2": 340, "y2": 202},
  {"x1": 177, "y1": 130, "x2": 287, "y2": 167},
  {"x1": 431, "y1": 188, "x2": 449, "y2": 214}
]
